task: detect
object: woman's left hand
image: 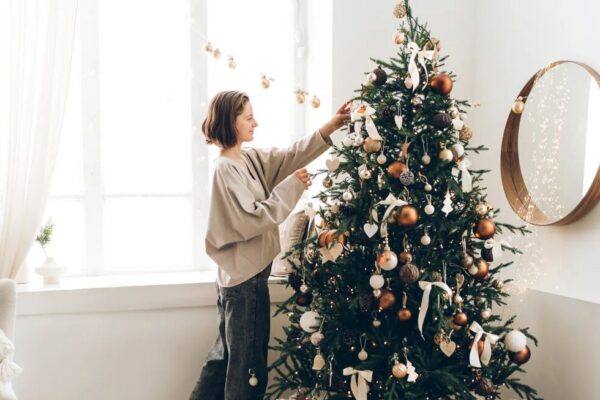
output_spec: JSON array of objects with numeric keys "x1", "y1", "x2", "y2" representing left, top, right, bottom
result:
[{"x1": 319, "y1": 100, "x2": 352, "y2": 136}]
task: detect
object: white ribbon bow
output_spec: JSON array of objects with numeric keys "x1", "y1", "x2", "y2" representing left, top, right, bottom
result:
[
  {"x1": 377, "y1": 194, "x2": 408, "y2": 237},
  {"x1": 469, "y1": 321, "x2": 499, "y2": 368},
  {"x1": 350, "y1": 100, "x2": 382, "y2": 140},
  {"x1": 457, "y1": 157, "x2": 472, "y2": 193},
  {"x1": 406, "y1": 42, "x2": 436, "y2": 92},
  {"x1": 0, "y1": 358, "x2": 22, "y2": 382},
  {"x1": 417, "y1": 281, "x2": 452, "y2": 336},
  {"x1": 343, "y1": 367, "x2": 373, "y2": 400}
]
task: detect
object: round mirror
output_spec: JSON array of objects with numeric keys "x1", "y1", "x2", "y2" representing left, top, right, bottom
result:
[{"x1": 501, "y1": 60, "x2": 600, "y2": 225}]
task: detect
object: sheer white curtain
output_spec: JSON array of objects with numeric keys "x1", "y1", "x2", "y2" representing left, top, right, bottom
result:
[{"x1": 0, "y1": 0, "x2": 78, "y2": 278}]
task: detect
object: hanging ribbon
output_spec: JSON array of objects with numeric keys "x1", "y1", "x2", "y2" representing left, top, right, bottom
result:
[
  {"x1": 457, "y1": 157, "x2": 473, "y2": 193},
  {"x1": 417, "y1": 281, "x2": 452, "y2": 336},
  {"x1": 350, "y1": 101, "x2": 382, "y2": 140},
  {"x1": 469, "y1": 321, "x2": 499, "y2": 368},
  {"x1": 406, "y1": 358, "x2": 419, "y2": 383},
  {"x1": 406, "y1": 42, "x2": 436, "y2": 92},
  {"x1": 343, "y1": 367, "x2": 373, "y2": 400},
  {"x1": 377, "y1": 194, "x2": 408, "y2": 237}
]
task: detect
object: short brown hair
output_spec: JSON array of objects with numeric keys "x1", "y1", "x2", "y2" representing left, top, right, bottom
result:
[{"x1": 202, "y1": 91, "x2": 250, "y2": 149}]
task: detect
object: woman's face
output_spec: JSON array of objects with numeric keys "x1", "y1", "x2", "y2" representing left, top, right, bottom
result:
[{"x1": 235, "y1": 101, "x2": 258, "y2": 144}]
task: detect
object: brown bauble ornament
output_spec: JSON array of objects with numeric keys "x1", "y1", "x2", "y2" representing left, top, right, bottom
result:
[
  {"x1": 295, "y1": 292, "x2": 313, "y2": 307},
  {"x1": 323, "y1": 176, "x2": 333, "y2": 188},
  {"x1": 387, "y1": 161, "x2": 407, "y2": 179},
  {"x1": 398, "y1": 250, "x2": 413, "y2": 264},
  {"x1": 469, "y1": 339, "x2": 485, "y2": 356},
  {"x1": 430, "y1": 74, "x2": 453, "y2": 96},
  {"x1": 473, "y1": 219, "x2": 496, "y2": 240},
  {"x1": 432, "y1": 113, "x2": 453, "y2": 129},
  {"x1": 396, "y1": 205, "x2": 419, "y2": 227},
  {"x1": 397, "y1": 308, "x2": 412, "y2": 321},
  {"x1": 509, "y1": 345, "x2": 531, "y2": 365},
  {"x1": 399, "y1": 263, "x2": 420, "y2": 284},
  {"x1": 474, "y1": 377, "x2": 494, "y2": 396},
  {"x1": 473, "y1": 258, "x2": 489, "y2": 280},
  {"x1": 453, "y1": 311, "x2": 469, "y2": 326},
  {"x1": 363, "y1": 137, "x2": 382, "y2": 153},
  {"x1": 378, "y1": 290, "x2": 396, "y2": 310},
  {"x1": 369, "y1": 67, "x2": 388, "y2": 86}
]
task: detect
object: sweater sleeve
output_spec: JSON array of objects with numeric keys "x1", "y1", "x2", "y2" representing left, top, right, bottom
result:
[
  {"x1": 250, "y1": 130, "x2": 332, "y2": 190},
  {"x1": 205, "y1": 163, "x2": 307, "y2": 250}
]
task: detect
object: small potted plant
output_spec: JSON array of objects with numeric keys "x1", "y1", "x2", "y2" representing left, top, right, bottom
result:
[{"x1": 34, "y1": 219, "x2": 65, "y2": 284}]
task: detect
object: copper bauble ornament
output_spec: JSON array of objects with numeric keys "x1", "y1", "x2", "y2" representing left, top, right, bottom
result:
[
  {"x1": 430, "y1": 74, "x2": 453, "y2": 95},
  {"x1": 473, "y1": 259, "x2": 489, "y2": 280},
  {"x1": 432, "y1": 113, "x2": 453, "y2": 129},
  {"x1": 393, "y1": 31, "x2": 405, "y2": 45},
  {"x1": 363, "y1": 137, "x2": 382, "y2": 153},
  {"x1": 474, "y1": 377, "x2": 494, "y2": 396},
  {"x1": 473, "y1": 219, "x2": 496, "y2": 240},
  {"x1": 399, "y1": 263, "x2": 420, "y2": 284},
  {"x1": 387, "y1": 161, "x2": 407, "y2": 179},
  {"x1": 392, "y1": 362, "x2": 408, "y2": 378},
  {"x1": 399, "y1": 250, "x2": 413, "y2": 264},
  {"x1": 469, "y1": 339, "x2": 485, "y2": 356},
  {"x1": 459, "y1": 125, "x2": 473, "y2": 141},
  {"x1": 396, "y1": 205, "x2": 419, "y2": 227},
  {"x1": 453, "y1": 311, "x2": 468, "y2": 326},
  {"x1": 378, "y1": 290, "x2": 396, "y2": 310},
  {"x1": 397, "y1": 308, "x2": 412, "y2": 321},
  {"x1": 318, "y1": 229, "x2": 345, "y2": 248},
  {"x1": 509, "y1": 345, "x2": 531, "y2": 365}
]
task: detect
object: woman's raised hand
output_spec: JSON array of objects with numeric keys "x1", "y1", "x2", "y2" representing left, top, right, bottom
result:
[{"x1": 294, "y1": 168, "x2": 312, "y2": 188}]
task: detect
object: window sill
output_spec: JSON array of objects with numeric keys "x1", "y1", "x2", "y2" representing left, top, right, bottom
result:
[{"x1": 16, "y1": 271, "x2": 291, "y2": 316}]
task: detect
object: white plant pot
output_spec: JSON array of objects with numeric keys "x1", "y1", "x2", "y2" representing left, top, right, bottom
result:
[{"x1": 35, "y1": 257, "x2": 65, "y2": 285}]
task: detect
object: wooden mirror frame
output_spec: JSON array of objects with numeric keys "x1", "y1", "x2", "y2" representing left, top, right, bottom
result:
[{"x1": 501, "y1": 60, "x2": 600, "y2": 226}]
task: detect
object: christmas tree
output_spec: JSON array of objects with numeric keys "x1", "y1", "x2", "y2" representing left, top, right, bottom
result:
[{"x1": 269, "y1": 2, "x2": 540, "y2": 399}]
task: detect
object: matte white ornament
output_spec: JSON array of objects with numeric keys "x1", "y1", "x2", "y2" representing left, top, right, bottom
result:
[
  {"x1": 342, "y1": 191, "x2": 353, "y2": 202},
  {"x1": 404, "y1": 76, "x2": 413, "y2": 89},
  {"x1": 420, "y1": 234, "x2": 431, "y2": 246},
  {"x1": 424, "y1": 204, "x2": 435, "y2": 215},
  {"x1": 505, "y1": 330, "x2": 527, "y2": 353},
  {"x1": 354, "y1": 136, "x2": 364, "y2": 146},
  {"x1": 421, "y1": 154, "x2": 431, "y2": 165},
  {"x1": 249, "y1": 375, "x2": 258, "y2": 386},
  {"x1": 451, "y1": 143, "x2": 465, "y2": 159},
  {"x1": 310, "y1": 331, "x2": 325, "y2": 346},
  {"x1": 377, "y1": 154, "x2": 387, "y2": 164},
  {"x1": 481, "y1": 309, "x2": 492, "y2": 320},
  {"x1": 468, "y1": 264, "x2": 479, "y2": 276},
  {"x1": 358, "y1": 350, "x2": 368, "y2": 361},
  {"x1": 300, "y1": 311, "x2": 322, "y2": 333},
  {"x1": 369, "y1": 274, "x2": 385, "y2": 289},
  {"x1": 343, "y1": 136, "x2": 354, "y2": 147}
]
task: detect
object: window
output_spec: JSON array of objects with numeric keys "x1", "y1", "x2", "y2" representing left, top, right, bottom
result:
[{"x1": 32, "y1": 0, "x2": 302, "y2": 276}]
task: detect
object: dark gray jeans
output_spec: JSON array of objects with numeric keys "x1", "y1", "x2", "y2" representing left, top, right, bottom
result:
[{"x1": 190, "y1": 265, "x2": 271, "y2": 400}]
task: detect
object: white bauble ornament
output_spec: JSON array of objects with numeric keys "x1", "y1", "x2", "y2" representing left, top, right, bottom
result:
[
  {"x1": 343, "y1": 136, "x2": 354, "y2": 147},
  {"x1": 439, "y1": 149, "x2": 454, "y2": 163},
  {"x1": 310, "y1": 331, "x2": 324, "y2": 346},
  {"x1": 369, "y1": 274, "x2": 385, "y2": 289},
  {"x1": 453, "y1": 294, "x2": 463, "y2": 304},
  {"x1": 378, "y1": 248, "x2": 398, "y2": 271},
  {"x1": 468, "y1": 264, "x2": 478, "y2": 276},
  {"x1": 404, "y1": 76, "x2": 413, "y2": 89},
  {"x1": 377, "y1": 154, "x2": 387, "y2": 165},
  {"x1": 424, "y1": 204, "x2": 435, "y2": 215},
  {"x1": 300, "y1": 284, "x2": 309, "y2": 293},
  {"x1": 354, "y1": 136, "x2": 364, "y2": 146},
  {"x1": 512, "y1": 97, "x2": 525, "y2": 114},
  {"x1": 373, "y1": 289, "x2": 382, "y2": 298},
  {"x1": 342, "y1": 191, "x2": 353, "y2": 202},
  {"x1": 505, "y1": 330, "x2": 527, "y2": 352},
  {"x1": 227, "y1": 57, "x2": 237, "y2": 70},
  {"x1": 372, "y1": 318, "x2": 382, "y2": 328},
  {"x1": 359, "y1": 168, "x2": 372, "y2": 180},
  {"x1": 420, "y1": 234, "x2": 431, "y2": 246},
  {"x1": 421, "y1": 154, "x2": 431, "y2": 165},
  {"x1": 300, "y1": 311, "x2": 321, "y2": 333},
  {"x1": 451, "y1": 143, "x2": 465, "y2": 159},
  {"x1": 424, "y1": 183, "x2": 432, "y2": 192},
  {"x1": 358, "y1": 349, "x2": 369, "y2": 361},
  {"x1": 249, "y1": 374, "x2": 258, "y2": 386},
  {"x1": 481, "y1": 309, "x2": 492, "y2": 320}
]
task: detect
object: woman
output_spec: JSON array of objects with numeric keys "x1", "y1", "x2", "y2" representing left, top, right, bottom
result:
[{"x1": 190, "y1": 90, "x2": 350, "y2": 400}]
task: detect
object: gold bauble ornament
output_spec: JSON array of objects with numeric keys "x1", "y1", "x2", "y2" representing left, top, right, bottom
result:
[
  {"x1": 511, "y1": 97, "x2": 525, "y2": 114},
  {"x1": 459, "y1": 125, "x2": 473, "y2": 141},
  {"x1": 295, "y1": 92, "x2": 306, "y2": 104},
  {"x1": 474, "y1": 203, "x2": 489, "y2": 217},
  {"x1": 323, "y1": 176, "x2": 333, "y2": 188},
  {"x1": 363, "y1": 137, "x2": 382, "y2": 153},
  {"x1": 378, "y1": 290, "x2": 396, "y2": 310},
  {"x1": 310, "y1": 95, "x2": 321, "y2": 108},
  {"x1": 393, "y1": 2, "x2": 407, "y2": 19},
  {"x1": 473, "y1": 259, "x2": 489, "y2": 280},
  {"x1": 424, "y1": 37, "x2": 441, "y2": 52},
  {"x1": 396, "y1": 205, "x2": 419, "y2": 227},
  {"x1": 392, "y1": 362, "x2": 408, "y2": 379},
  {"x1": 203, "y1": 41, "x2": 213, "y2": 53},
  {"x1": 399, "y1": 250, "x2": 413, "y2": 264},
  {"x1": 473, "y1": 219, "x2": 496, "y2": 240},
  {"x1": 212, "y1": 48, "x2": 222, "y2": 60}
]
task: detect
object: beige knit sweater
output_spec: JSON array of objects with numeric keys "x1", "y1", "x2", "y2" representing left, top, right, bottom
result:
[{"x1": 205, "y1": 130, "x2": 332, "y2": 287}]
